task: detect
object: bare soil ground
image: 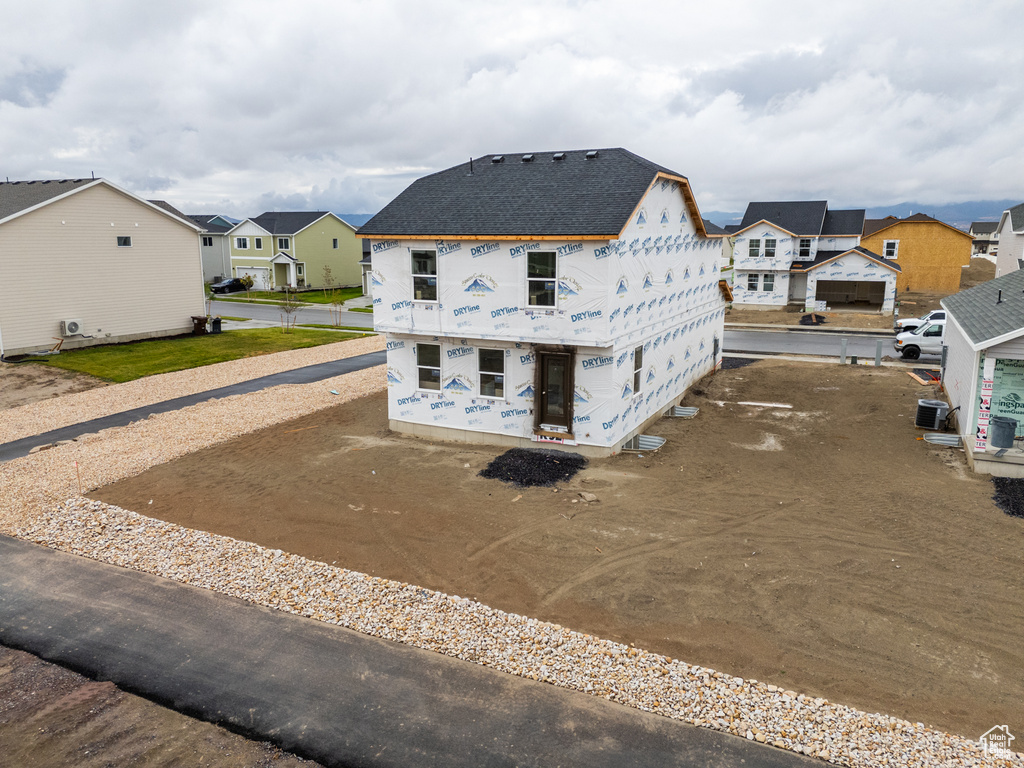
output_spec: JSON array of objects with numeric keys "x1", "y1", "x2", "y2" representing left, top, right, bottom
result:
[
  {"x1": 95, "y1": 359, "x2": 1024, "y2": 740},
  {"x1": 0, "y1": 363, "x2": 107, "y2": 410},
  {"x1": 0, "y1": 646, "x2": 319, "y2": 767},
  {"x1": 725, "y1": 258, "x2": 997, "y2": 329}
]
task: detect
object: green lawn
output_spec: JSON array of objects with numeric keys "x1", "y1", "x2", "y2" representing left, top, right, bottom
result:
[
  {"x1": 218, "y1": 287, "x2": 365, "y2": 305},
  {"x1": 32, "y1": 328, "x2": 369, "y2": 383}
]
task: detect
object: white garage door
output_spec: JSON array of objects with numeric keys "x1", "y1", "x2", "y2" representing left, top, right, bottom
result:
[{"x1": 237, "y1": 267, "x2": 270, "y2": 290}]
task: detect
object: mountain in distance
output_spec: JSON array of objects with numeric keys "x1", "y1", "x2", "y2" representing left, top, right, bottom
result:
[{"x1": 704, "y1": 200, "x2": 1020, "y2": 232}]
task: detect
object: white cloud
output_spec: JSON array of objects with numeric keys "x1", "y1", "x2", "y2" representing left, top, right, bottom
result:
[{"x1": 1, "y1": 0, "x2": 1021, "y2": 216}]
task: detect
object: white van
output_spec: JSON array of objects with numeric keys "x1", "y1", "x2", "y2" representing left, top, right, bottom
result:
[{"x1": 893, "y1": 319, "x2": 945, "y2": 360}]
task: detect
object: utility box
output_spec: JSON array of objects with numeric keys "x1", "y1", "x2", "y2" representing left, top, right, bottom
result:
[{"x1": 915, "y1": 399, "x2": 949, "y2": 430}]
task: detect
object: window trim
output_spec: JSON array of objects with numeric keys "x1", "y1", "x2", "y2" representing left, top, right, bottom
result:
[
  {"x1": 883, "y1": 240, "x2": 899, "y2": 259},
  {"x1": 478, "y1": 348, "x2": 505, "y2": 399},
  {"x1": 235, "y1": 237, "x2": 248, "y2": 250},
  {"x1": 416, "y1": 342, "x2": 441, "y2": 391},
  {"x1": 116, "y1": 236, "x2": 132, "y2": 247},
  {"x1": 278, "y1": 237, "x2": 290, "y2": 250},
  {"x1": 632, "y1": 345, "x2": 643, "y2": 396},
  {"x1": 746, "y1": 273, "x2": 759, "y2": 291},
  {"x1": 527, "y1": 250, "x2": 558, "y2": 308},
  {"x1": 762, "y1": 273, "x2": 775, "y2": 292},
  {"x1": 748, "y1": 238, "x2": 760, "y2": 258},
  {"x1": 412, "y1": 249, "x2": 438, "y2": 302},
  {"x1": 799, "y1": 238, "x2": 811, "y2": 258},
  {"x1": 202, "y1": 235, "x2": 214, "y2": 248}
]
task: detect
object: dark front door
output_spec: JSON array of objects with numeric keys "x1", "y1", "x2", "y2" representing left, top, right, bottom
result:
[{"x1": 538, "y1": 351, "x2": 572, "y2": 430}]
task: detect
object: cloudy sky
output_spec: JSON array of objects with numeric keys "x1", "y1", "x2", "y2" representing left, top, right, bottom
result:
[{"x1": 3, "y1": 0, "x2": 1021, "y2": 218}]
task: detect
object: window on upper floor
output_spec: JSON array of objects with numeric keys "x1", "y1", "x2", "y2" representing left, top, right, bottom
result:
[
  {"x1": 762, "y1": 273, "x2": 775, "y2": 292},
  {"x1": 764, "y1": 238, "x2": 776, "y2": 258},
  {"x1": 633, "y1": 345, "x2": 643, "y2": 396},
  {"x1": 202, "y1": 236, "x2": 213, "y2": 247},
  {"x1": 235, "y1": 237, "x2": 248, "y2": 249},
  {"x1": 747, "y1": 273, "x2": 759, "y2": 291},
  {"x1": 416, "y1": 343, "x2": 441, "y2": 391},
  {"x1": 116, "y1": 236, "x2": 132, "y2": 247},
  {"x1": 527, "y1": 251, "x2": 557, "y2": 307},
  {"x1": 332, "y1": 238, "x2": 339, "y2": 249},
  {"x1": 412, "y1": 250, "x2": 438, "y2": 301},
  {"x1": 884, "y1": 240, "x2": 899, "y2": 259},
  {"x1": 799, "y1": 238, "x2": 811, "y2": 258},
  {"x1": 278, "y1": 237, "x2": 290, "y2": 250},
  {"x1": 479, "y1": 348, "x2": 505, "y2": 398},
  {"x1": 748, "y1": 239, "x2": 760, "y2": 258},
  {"x1": 255, "y1": 237, "x2": 263, "y2": 250}
]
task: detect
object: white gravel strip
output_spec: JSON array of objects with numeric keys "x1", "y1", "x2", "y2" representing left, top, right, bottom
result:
[
  {"x1": 0, "y1": 348, "x2": 1018, "y2": 767},
  {"x1": 0, "y1": 334, "x2": 382, "y2": 444}
]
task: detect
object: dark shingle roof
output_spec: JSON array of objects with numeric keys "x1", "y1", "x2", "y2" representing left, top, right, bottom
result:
[
  {"x1": 790, "y1": 246, "x2": 901, "y2": 273},
  {"x1": 738, "y1": 201, "x2": 827, "y2": 236},
  {"x1": 702, "y1": 218, "x2": 728, "y2": 236},
  {"x1": 357, "y1": 148, "x2": 690, "y2": 237},
  {"x1": 251, "y1": 211, "x2": 331, "y2": 235},
  {"x1": 1008, "y1": 202, "x2": 1024, "y2": 231},
  {"x1": 863, "y1": 216, "x2": 899, "y2": 237},
  {"x1": 148, "y1": 200, "x2": 192, "y2": 222},
  {"x1": 864, "y1": 213, "x2": 971, "y2": 239},
  {"x1": 0, "y1": 179, "x2": 96, "y2": 221},
  {"x1": 822, "y1": 209, "x2": 865, "y2": 236},
  {"x1": 970, "y1": 221, "x2": 998, "y2": 235},
  {"x1": 188, "y1": 214, "x2": 233, "y2": 234},
  {"x1": 942, "y1": 268, "x2": 1024, "y2": 347}
]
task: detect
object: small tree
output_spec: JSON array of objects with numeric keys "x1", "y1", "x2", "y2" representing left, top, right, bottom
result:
[
  {"x1": 329, "y1": 288, "x2": 345, "y2": 327},
  {"x1": 239, "y1": 273, "x2": 255, "y2": 301},
  {"x1": 280, "y1": 285, "x2": 302, "y2": 332},
  {"x1": 321, "y1": 264, "x2": 335, "y2": 299}
]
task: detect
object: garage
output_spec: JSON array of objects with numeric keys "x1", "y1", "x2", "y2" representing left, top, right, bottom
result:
[
  {"x1": 814, "y1": 279, "x2": 887, "y2": 308},
  {"x1": 236, "y1": 266, "x2": 270, "y2": 290},
  {"x1": 791, "y1": 247, "x2": 900, "y2": 315}
]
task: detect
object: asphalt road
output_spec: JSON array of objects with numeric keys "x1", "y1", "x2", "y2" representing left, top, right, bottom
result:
[{"x1": 212, "y1": 298, "x2": 374, "y2": 329}]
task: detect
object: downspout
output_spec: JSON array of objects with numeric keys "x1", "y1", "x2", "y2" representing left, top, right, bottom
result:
[{"x1": 0, "y1": 314, "x2": 6, "y2": 361}]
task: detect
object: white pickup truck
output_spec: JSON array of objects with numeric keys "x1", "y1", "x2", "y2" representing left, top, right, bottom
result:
[
  {"x1": 893, "y1": 319, "x2": 946, "y2": 360},
  {"x1": 894, "y1": 309, "x2": 945, "y2": 334}
]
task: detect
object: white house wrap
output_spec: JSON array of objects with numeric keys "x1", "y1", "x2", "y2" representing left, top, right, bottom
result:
[{"x1": 360, "y1": 149, "x2": 727, "y2": 455}]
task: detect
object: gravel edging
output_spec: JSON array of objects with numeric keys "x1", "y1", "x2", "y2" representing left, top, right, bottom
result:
[
  {"x1": 0, "y1": 352, "x2": 1018, "y2": 767},
  {"x1": 0, "y1": 335, "x2": 384, "y2": 444}
]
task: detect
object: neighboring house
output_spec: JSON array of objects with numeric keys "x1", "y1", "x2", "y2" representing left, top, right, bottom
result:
[
  {"x1": 861, "y1": 213, "x2": 973, "y2": 294},
  {"x1": 968, "y1": 220, "x2": 999, "y2": 257},
  {"x1": 227, "y1": 211, "x2": 362, "y2": 290},
  {"x1": 0, "y1": 178, "x2": 204, "y2": 358},
  {"x1": 994, "y1": 202, "x2": 1024, "y2": 277},
  {"x1": 730, "y1": 201, "x2": 900, "y2": 314},
  {"x1": 358, "y1": 147, "x2": 728, "y2": 456},
  {"x1": 941, "y1": 268, "x2": 1024, "y2": 477},
  {"x1": 188, "y1": 214, "x2": 235, "y2": 283}
]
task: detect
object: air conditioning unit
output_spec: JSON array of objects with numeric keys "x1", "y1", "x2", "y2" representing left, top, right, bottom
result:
[
  {"x1": 915, "y1": 399, "x2": 949, "y2": 430},
  {"x1": 60, "y1": 318, "x2": 83, "y2": 336}
]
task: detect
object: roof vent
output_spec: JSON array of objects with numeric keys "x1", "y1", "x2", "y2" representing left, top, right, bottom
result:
[
  {"x1": 552, "y1": 152, "x2": 565, "y2": 161},
  {"x1": 521, "y1": 154, "x2": 534, "y2": 163},
  {"x1": 586, "y1": 150, "x2": 599, "y2": 159},
  {"x1": 491, "y1": 155, "x2": 504, "y2": 164}
]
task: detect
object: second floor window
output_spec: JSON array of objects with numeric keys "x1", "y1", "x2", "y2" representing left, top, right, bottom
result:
[
  {"x1": 254, "y1": 237, "x2": 263, "y2": 250},
  {"x1": 332, "y1": 238, "x2": 339, "y2": 249},
  {"x1": 748, "y1": 239, "x2": 760, "y2": 258},
  {"x1": 412, "y1": 250, "x2": 438, "y2": 301},
  {"x1": 202, "y1": 236, "x2": 213, "y2": 247},
  {"x1": 116, "y1": 236, "x2": 132, "y2": 247},
  {"x1": 278, "y1": 237, "x2": 290, "y2": 250},
  {"x1": 527, "y1": 251, "x2": 557, "y2": 307},
  {"x1": 764, "y1": 238, "x2": 776, "y2": 258},
  {"x1": 884, "y1": 240, "x2": 899, "y2": 259},
  {"x1": 799, "y1": 238, "x2": 811, "y2": 258},
  {"x1": 235, "y1": 237, "x2": 248, "y2": 249}
]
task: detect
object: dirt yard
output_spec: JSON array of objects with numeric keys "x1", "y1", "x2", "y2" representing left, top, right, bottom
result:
[
  {"x1": 0, "y1": 646, "x2": 318, "y2": 767},
  {"x1": 0, "y1": 362, "x2": 106, "y2": 409},
  {"x1": 93, "y1": 359, "x2": 1024, "y2": 741}
]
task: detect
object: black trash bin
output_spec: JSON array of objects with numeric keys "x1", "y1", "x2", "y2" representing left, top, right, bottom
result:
[
  {"x1": 210, "y1": 317, "x2": 222, "y2": 334},
  {"x1": 190, "y1": 316, "x2": 208, "y2": 335},
  {"x1": 990, "y1": 415, "x2": 1018, "y2": 449}
]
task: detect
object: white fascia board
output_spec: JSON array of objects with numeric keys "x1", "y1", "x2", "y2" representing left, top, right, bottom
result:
[
  {"x1": 729, "y1": 219, "x2": 799, "y2": 239},
  {"x1": 941, "y1": 304, "x2": 1024, "y2": 352}
]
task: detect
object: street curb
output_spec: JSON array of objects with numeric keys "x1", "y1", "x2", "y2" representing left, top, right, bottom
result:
[{"x1": 725, "y1": 323, "x2": 894, "y2": 337}]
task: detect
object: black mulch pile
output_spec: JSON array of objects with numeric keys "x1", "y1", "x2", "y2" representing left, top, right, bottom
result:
[
  {"x1": 479, "y1": 448, "x2": 588, "y2": 487},
  {"x1": 992, "y1": 477, "x2": 1024, "y2": 518},
  {"x1": 799, "y1": 313, "x2": 827, "y2": 326},
  {"x1": 721, "y1": 357, "x2": 758, "y2": 370}
]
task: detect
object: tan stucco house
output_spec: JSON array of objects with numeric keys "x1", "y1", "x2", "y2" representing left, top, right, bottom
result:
[
  {"x1": 0, "y1": 178, "x2": 205, "y2": 358},
  {"x1": 861, "y1": 213, "x2": 973, "y2": 294}
]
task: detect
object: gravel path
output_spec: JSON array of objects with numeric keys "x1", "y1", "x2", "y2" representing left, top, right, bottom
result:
[{"x1": 0, "y1": 338, "x2": 1018, "y2": 767}]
